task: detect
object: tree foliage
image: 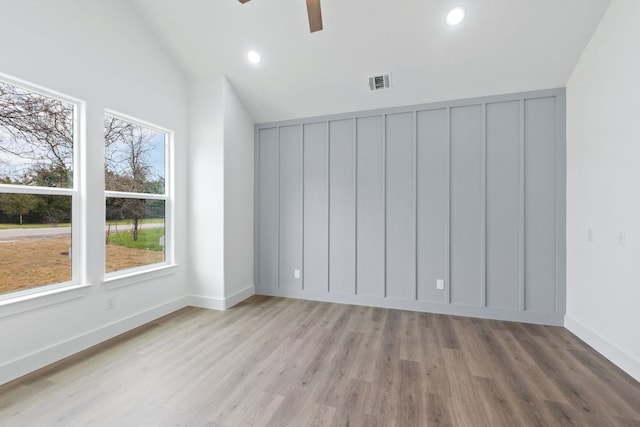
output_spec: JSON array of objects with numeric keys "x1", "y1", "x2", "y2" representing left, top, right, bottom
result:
[
  {"x1": 104, "y1": 116, "x2": 165, "y2": 240},
  {"x1": 0, "y1": 81, "x2": 73, "y2": 184},
  {"x1": 0, "y1": 192, "x2": 42, "y2": 225},
  {"x1": 0, "y1": 81, "x2": 164, "y2": 231}
]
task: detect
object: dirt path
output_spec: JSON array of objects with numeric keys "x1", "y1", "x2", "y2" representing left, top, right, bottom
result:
[{"x1": 0, "y1": 236, "x2": 164, "y2": 295}]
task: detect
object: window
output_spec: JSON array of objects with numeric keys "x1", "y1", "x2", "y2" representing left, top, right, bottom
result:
[
  {"x1": 104, "y1": 113, "x2": 171, "y2": 275},
  {"x1": 0, "y1": 78, "x2": 79, "y2": 297}
]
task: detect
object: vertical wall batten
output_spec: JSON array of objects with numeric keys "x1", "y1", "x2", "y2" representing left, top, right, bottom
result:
[
  {"x1": 353, "y1": 118, "x2": 358, "y2": 295},
  {"x1": 519, "y1": 100, "x2": 525, "y2": 311},
  {"x1": 326, "y1": 121, "x2": 331, "y2": 293},
  {"x1": 276, "y1": 127, "x2": 281, "y2": 289},
  {"x1": 382, "y1": 115, "x2": 387, "y2": 298},
  {"x1": 480, "y1": 103, "x2": 487, "y2": 308},
  {"x1": 411, "y1": 110, "x2": 419, "y2": 301},
  {"x1": 301, "y1": 125, "x2": 305, "y2": 290},
  {"x1": 446, "y1": 107, "x2": 452, "y2": 305},
  {"x1": 254, "y1": 89, "x2": 565, "y2": 326},
  {"x1": 254, "y1": 131, "x2": 260, "y2": 288},
  {"x1": 555, "y1": 93, "x2": 567, "y2": 314}
]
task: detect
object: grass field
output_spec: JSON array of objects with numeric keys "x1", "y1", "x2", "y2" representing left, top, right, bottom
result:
[
  {"x1": 106, "y1": 228, "x2": 164, "y2": 251},
  {"x1": 0, "y1": 235, "x2": 164, "y2": 295},
  {"x1": 0, "y1": 218, "x2": 163, "y2": 230},
  {"x1": 0, "y1": 223, "x2": 71, "y2": 230}
]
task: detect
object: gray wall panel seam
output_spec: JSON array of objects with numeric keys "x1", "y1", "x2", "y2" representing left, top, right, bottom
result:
[
  {"x1": 276, "y1": 126, "x2": 281, "y2": 289},
  {"x1": 412, "y1": 110, "x2": 418, "y2": 301},
  {"x1": 481, "y1": 103, "x2": 487, "y2": 308},
  {"x1": 519, "y1": 100, "x2": 525, "y2": 310},
  {"x1": 446, "y1": 107, "x2": 452, "y2": 305},
  {"x1": 354, "y1": 118, "x2": 358, "y2": 296},
  {"x1": 255, "y1": 132, "x2": 260, "y2": 287},
  {"x1": 326, "y1": 120, "x2": 331, "y2": 293},
  {"x1": 301, "y1": 124, "x2": 305, "y2": 291},
  {"x1": 556, "y1": 92, "x2": 567, "y2": 314},
  {"x1": 382, "y1": 114, "x2": 387, "y2": 299}
]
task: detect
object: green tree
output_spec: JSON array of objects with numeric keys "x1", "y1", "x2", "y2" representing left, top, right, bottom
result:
[
  {"x1": 104, "y1": 117, "x2": 162, "y2": 241},
  {"x1": 0, "y1": 193, "x2": 42, "y2": 224},
  {"x1": 0, "y1": 81, "x2": 74, "y2": 185}
]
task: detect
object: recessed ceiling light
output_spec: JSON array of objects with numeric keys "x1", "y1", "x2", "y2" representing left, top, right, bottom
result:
[
  {"x1": 446, "y1": 7, "x2": 465, "y2": 26},
  {"x1": 247, "y1": 50, "x2": 261, "y2": 64}
]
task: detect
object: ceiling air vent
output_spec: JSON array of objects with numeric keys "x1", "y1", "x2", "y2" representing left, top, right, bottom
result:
[{"x1": 368, "y1": 73, "x2": 392, "y2": 92}]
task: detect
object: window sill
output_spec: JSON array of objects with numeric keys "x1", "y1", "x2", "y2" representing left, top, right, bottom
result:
[
  {"x1": 103, "y1": 263, "x2": 177, "y2": 290},
  {"x1": 0, "y1": 283, "x2": 92, "y2": 319}
]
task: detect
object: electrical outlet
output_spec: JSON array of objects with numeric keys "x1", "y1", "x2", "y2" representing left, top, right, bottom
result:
[
  {"x1": 436, "y1": 279, "x2": 445, "y2": 290},
  {"x1": 106, "y1": 297, "x2": 115, "y2": 310},
  {"x1": 618, "y1": 232, "x2": 626, "y2": 246},
  {"x1": 294, "y1": 269, "x2": 301, "y2": 279}
]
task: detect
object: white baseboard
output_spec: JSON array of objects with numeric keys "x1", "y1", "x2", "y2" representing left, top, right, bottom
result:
[
  {"x1": 188, "y1": 285, "x2": 255, "y2": 311},
  {"x1": 256, "y1": 286, "x2": 564, "y2": 326},
  {"x1": 224, "y1": 285, "x2": 255, "y2": 308},
  {"x1": 564, "y1": 315, "x2": 640, "y2": 382},
  {"x1": 0, "y1": 296, "x2": 188, "y2": 386}
]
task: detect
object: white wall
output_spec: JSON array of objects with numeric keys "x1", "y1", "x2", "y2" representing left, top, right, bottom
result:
[
  {"x1": 223, "y1": 79, "x2": 255, "y2": 301},
  {"x1": 188, "y1": 76, "x2": 254, "y2": 309},
  {"x1": 0, "y1": 0, "x2": 189, "y2": 385},
  {"x1": 188, "y1": 77, "x2": 225, "y2": 304},
  {"x1": 566, "y1": 0, "x2": 640, "y2": 381}
]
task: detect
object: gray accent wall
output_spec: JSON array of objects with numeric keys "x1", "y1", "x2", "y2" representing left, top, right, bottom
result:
[{"x1": 254, "y1": 89, "x2": 566, "y2": 325}]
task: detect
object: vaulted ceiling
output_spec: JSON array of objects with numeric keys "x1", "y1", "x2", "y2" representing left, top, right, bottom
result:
[{"x1": 129, "y1": 0, "x2": 610, "y2": 123}]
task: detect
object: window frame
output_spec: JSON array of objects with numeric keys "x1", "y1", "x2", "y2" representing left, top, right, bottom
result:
[
  {"x1": 0, "y1": 73, "x2": 84, "y2": 302},
  {"x1": 103, "y1": 109, "x2": 174, "y2": 283}
]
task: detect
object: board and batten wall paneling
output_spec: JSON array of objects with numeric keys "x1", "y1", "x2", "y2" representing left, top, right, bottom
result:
[
  {"x1": 303, "y1": 122, "x2": 329, "y2": 293},
  {"x1": 486, "y1": 101, "x2": 521, "y2": 310},
  {"x1": 257, "y1": 128, "x2": 278, "y2": 288},
  {"x1": 328, "y1": 119, "x2": 356, "y2": 295},
  {"x1": 356, "y1": 116, "x2": 386, "y2": 297},
  {"x1": 278, "y1": 125, "x2": 303, "y2": 290},
  {"x1": 524, "y1": 97, "x2": 558, "y2": 313},
  {"x1": 385, "y1": 112, "x2": 417, "y2": 300},
  {"x1": 450, "y1": 105, "x2": 483, "y2": 307},
  {"x1": 416, "y1": 108, "x2": 448, "y2": 303},
  {"x1": 255, "y1": 88, "x2": 566, "y2": 325}
]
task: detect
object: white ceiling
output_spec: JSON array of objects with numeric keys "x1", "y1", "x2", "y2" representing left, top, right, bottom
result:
[{"x1": 129, "y1": 0, "x2": 610, "y2": 123}]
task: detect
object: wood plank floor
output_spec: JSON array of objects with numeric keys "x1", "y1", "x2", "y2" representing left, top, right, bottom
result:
[{"x1": 1, "y1": 296, "x2": 639, "y2": 426}]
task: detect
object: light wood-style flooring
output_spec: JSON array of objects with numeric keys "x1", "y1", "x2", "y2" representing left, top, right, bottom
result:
[{"x1": 1, "y1": 296, "x2": 639, "y2": 426}]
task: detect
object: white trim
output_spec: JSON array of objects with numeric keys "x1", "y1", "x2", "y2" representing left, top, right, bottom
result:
[
  {"x1": 104, "y1": 109, "x2": 173, "y2": 135},
  {"x1": 104, "y1": 191, "x2": 167, "y2": 200},
  {"x1": 188, "y1": 285, "x2": 255, "y2": 311},
  {"x1": 0, "y1": 296, "x2": 188, "y2": 386},
  {"x1": 224, "y1": 285, "x2": 256, "y2": 308},
  {"x1": 0, "y1": 71, "x2": 84, "y2": 107},
  {"x1": 256, "y1": 286, "x2": 564, "y2": 326},
  {"x1": 103, "y1": 110, "x2": 174, "y2": 280},
  {"x1": 103, "y1": 264, "x2": 177, "y2": 290},
  {"x1": 564, "y1": 315, "x2": 640, "y2": 382},
  {"x1": 0, "y1": 74, "x2": 83, "y2": 298},
  {"x1": 0, "y1": 184, "x2": 75, "y2": 196},
  {"x1": 0, "y1": 283, "x2": 91, "y2": 319}
]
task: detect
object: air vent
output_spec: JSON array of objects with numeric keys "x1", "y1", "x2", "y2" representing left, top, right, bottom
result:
[{"x1": 368, "y1": 73, "x2": 392, "y2": 92}]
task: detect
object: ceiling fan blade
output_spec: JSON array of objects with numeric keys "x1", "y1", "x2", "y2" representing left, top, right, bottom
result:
[
  {"x1": 238, "y1": 0, "x2": 251, "y2": 3},
  {"x1": 306, "y1": 0, "x2": 323, "y2": 33}
]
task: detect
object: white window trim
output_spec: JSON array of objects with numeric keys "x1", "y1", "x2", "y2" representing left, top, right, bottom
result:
[
  {"x1": 103, "y1": 109, "x2": 175, "y2": 283},
  {"x1": 0, "y1": 72, "x2": 86, "y2": 310}
]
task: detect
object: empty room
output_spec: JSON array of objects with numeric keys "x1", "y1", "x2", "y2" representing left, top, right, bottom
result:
[{"x1": 1, "y1": 0, "x2": 639, "y2": 425}]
